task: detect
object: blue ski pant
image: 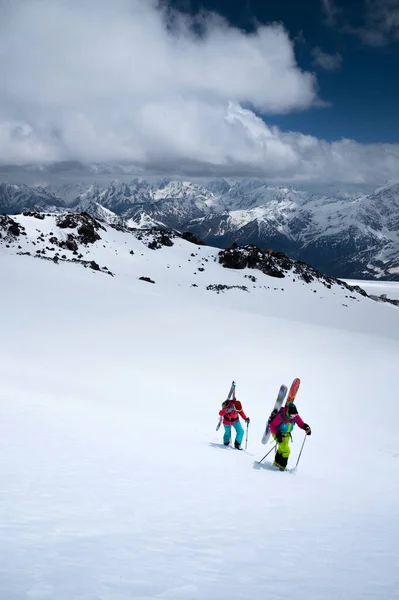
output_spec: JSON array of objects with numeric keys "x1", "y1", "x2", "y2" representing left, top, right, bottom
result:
[{"x1": 223, "y1": 421, "x2": 244, "y2": 445}]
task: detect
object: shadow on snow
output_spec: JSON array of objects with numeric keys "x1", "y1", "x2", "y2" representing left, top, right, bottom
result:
[{"x1": 253, "y1": 460, "x2": 297, "y2": 474}]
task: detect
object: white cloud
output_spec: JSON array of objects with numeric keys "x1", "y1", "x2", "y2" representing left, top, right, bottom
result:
[
  {"x1": 312, "y1": 47, "x2": 342, "y2": 70},
  {"x1": 322, "y1": 0, "x2": 399, "y2": 46},
  {"x1": 0, "y1": 0, "x2": 398, "y2": 185},
  {"x1": 358, "y1": 0, "x2": 399, "y2": 46},
  {"x1": 216, "y1": 104, "x2": 399, "y2": 185},
  {"x1": 0, "y1": 0, "x2": 316, "y2": 154},
  {"x1": 321, "y1": 0, "x2": 341, "y2": 27}
]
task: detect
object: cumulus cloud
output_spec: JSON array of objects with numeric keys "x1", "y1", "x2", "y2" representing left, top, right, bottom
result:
[
  {"x1": 0, "y1": 0, "x2": 398, "y2": 185},
  {"x1": 312, "y1": 47, "x2": 342, "y2": 70},
  {"x1": 0, "y1": 0, "x2": 316, "y2": 154},
  {"x1": 216, "y1": 104, "x2": 399, "y2": 185}
]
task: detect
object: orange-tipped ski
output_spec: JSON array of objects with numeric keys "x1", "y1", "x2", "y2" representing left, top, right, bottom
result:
[{"x1": 286, "y1": 378, "x2": 300, "y2": 404}]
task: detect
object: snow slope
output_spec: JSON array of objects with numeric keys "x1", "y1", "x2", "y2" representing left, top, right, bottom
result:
[{"x1": 0, "y1": 217, "x2": 398, "y2": 600}]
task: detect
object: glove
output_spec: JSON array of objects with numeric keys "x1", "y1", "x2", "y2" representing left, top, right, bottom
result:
[
  {"x1": 245, "y1": 417, "x2": 250, "y2": 425},
  {"x1": 276, "y1": 431, "x2": 284, "y2": 443},
  {"x1": 304, "y1": 423, "x2": 312, "y2": 435}
]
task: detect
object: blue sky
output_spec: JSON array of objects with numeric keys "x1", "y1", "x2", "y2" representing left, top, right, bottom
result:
[{"x1": 168, "y1": 0, "x2": 399, "y2": 144}]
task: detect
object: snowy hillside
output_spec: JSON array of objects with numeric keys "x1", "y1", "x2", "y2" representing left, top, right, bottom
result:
[
  {"x1": 2, "y1": 210, "x2": 395, "y2": 313},
  {"x1": 1, "y1": 211, "x2": 399, "y2": 599},
  {"x1": 2, "y1": 178, "x2": 399, "y2": 280}
]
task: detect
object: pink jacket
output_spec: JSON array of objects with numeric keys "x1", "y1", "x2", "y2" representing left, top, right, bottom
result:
[
  {"x1": 219, "y1": 400, "x2": 247, "y2": 425},
  {"x1": 270, "y1": 409, "x2": 305, "y2": 435}
]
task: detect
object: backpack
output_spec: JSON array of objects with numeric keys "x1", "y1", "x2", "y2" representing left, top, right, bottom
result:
[
  {"x1": 222, "y1": 399, "x2": 242, "y2": 412},
  {"x1": 267, "y1": 406, "x2": 284, "y2": 427}
]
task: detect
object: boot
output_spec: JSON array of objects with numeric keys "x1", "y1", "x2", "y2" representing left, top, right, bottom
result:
[
  {"x1": 224, "y1": 441, "x2": 230, "y2": 446},
  {"x1": 274, "y1": 451, "x2": 288, "y2": 471},
  {"x1": 234, "y1": 440, "x2": 241, "y2": 449}
]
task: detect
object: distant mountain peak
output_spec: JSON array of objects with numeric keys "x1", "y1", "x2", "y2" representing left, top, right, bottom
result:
[{"x1": 1, "y1": 177, "x2": 398, "y2": 281}]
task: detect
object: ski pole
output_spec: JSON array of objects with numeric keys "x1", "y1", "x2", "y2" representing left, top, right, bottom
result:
[
  {"x1": 216, "y1": 416, "x2": 222, "y2": 431},
  {"x1": 258, "y1": 444, "x2": 277, "y2": 464},
  {"x1": 294, "y1": 433, "x2": 307, "y2": 469},
  {"x1": 245, "y1": 422, "x2": 249, "y2": 450}
]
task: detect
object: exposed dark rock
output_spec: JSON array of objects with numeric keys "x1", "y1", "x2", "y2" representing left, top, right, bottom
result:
[
  {"x1": 141, "y1": 229, "x2": 174, "y2": 250},
  {"x1": 89, "y1": 260, "x2": 100, "y2": 271},
  {"x1": 206, "y1": 284, "x2": 249, "y2": 293},
  {"x1": 57, "y1": 214, "x2": 79, "y2": 229},
  {"x1": 56, "y1": 213, "x2": 105, "y2": 243},
  {"x1": 0, "y1": 215, "x2": 25, "y2": 239},
  {"x1": 8, "y1": 222, "x2": 21, "y2": 236},
  {"x1": 218, "y1": 244, "x2": 287, "y2": 279},
  {"x1": 110, "y1": 223, "x2": 126, "y2": 232},
  {"x1": 218, "y1": 243, "x2": 359, "y2": 293},
  {"x1": 349, "y1": 284, "x2": 368, "y2": 298},
  {"x1": 22, "y1": 211, "x2": 45, "y2": 220},
  {"x1": 139, "y1": 276, "x2": 155, "y2": 284},
  {"x1": 23, "y1": 251, "x2": 114, "y2": 276},
  {"x1": 64, "y1": 235, "x2": 78, "y2": 252},
  {"x1": 182, "y1": 231, "x2": 204, "y2": 245},
  {"x1": 77, "y1": 222, "x2": 101, "y2": 244}
]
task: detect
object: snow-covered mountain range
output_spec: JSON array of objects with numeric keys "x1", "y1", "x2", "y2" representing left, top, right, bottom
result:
[{"x1": 1, "y1": 178, "x2": 399, "y2": 280}]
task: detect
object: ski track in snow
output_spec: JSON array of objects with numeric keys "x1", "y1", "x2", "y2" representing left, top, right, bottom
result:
[{"x1": 1, "y1": 226, "x2": 399, "y2": 600}]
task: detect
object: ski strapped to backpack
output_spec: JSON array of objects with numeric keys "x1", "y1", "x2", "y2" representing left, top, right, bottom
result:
[
  {"x1": 286, "y1": 377, "x2": 300, "y2": 404},
  {"x1": 261, "y1": 384, "x2": 287, "y2": 445},
  {"x1": 261, "y1": 378, "x2": 301, "y2": 445},
  {"x1": 216, "y1": 380, "x2": 236, "y2": 431}
]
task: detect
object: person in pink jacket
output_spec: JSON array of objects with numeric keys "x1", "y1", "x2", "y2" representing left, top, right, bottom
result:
[
  {"x1": 219, "y1": 398, "x2": 250, "y2": 449},
  {"x1": 269, "y1": 402, "x2": 311, "y2": 470}
]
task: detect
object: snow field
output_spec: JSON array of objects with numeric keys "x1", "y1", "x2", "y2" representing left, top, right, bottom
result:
[{"x1": 0, "y1": 238, "x2": 398, "y2": 599}]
